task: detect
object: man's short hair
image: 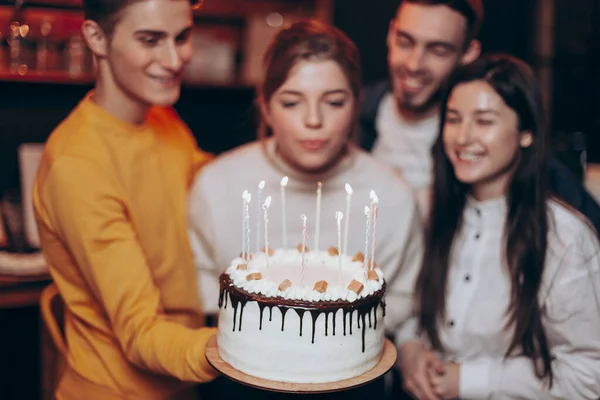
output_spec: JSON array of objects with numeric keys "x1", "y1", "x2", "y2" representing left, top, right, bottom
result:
[{"x1": 400, "y1": 0, "x2": 484, "y2": 40}]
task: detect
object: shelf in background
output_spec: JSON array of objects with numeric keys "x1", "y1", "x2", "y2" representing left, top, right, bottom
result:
[
  {"x1": 0, "y1": 0, "x2": 334, "y2": 86},
  {"x1": 0, "y1": 68, "x2": 256, "y2": 89},
  {"x1": 0, "y1": 68, "x2": 94, "y2": 84},
  {"x1": 0, "y1": 0, "x2": 330, "y2": 18}
]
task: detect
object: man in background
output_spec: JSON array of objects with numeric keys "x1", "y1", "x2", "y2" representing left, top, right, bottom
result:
[{"x1": 359, "y1": 0, "x2": 600, "y2": 230}]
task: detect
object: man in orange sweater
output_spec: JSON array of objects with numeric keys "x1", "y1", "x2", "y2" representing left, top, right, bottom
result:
[{"x1": 33, "y1": 0, "x2": 219, "y2": 398}]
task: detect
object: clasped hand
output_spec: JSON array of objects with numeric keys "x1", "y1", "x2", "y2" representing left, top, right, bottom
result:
[{"x1": 399, "y1": 341, "x2": 460, "y2": 400}]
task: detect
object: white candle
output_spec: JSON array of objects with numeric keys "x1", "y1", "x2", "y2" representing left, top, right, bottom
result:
[
  {"x1": 300, "y1": 214, "x2": 307, "y2": 286},
  {"x1": 280, "y1": 176, "x2": 289, "y2": 249},
  {"x1": 256, "y1": 180, "x2": 265, "y2": 253},
  {"x1": 262, "y1": 196, "x2": 272, "y2": 267},
  {"x1": 369, "y1": 190, "x2": 379, "y2": 271},
  {"x1": 363, "y1": 206, "x2": 371, "y2": 281},
  {"x1": 245, "y1": 193, "x2": 252, "y2": 262},
  {"x1": 336, "y1": 211, "x2": 344, "y2": 286},
  {"x1": 241, "y1": 190, "x2": 248, "y2": 257},
  {"x1": 343, "y1": 183, "x2": 353, "y2": 256},
  {"x1": 315, "y1": 181, "x2": 322, "y2": 252}
]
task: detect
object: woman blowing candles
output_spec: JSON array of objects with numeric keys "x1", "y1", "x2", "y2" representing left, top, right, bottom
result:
[
  {"x1": 32, "y1": 0, "x2": 219, "y2": 398},
  {"x1": 188, "y1": 19, "x2": 424, "y2": 344},
  {"x1": 398, "y1": 54, "x2": 600, "y2": 400}
]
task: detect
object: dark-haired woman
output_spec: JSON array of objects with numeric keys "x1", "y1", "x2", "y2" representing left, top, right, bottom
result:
[
  {"x1": 32, "y1": 0, "x2": 219, "y2": 398},
  {"x1": 398, "y1": 54, "x2": 600, "y2": 400}
]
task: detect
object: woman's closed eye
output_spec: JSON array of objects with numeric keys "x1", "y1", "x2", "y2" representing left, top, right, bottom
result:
[
  {"x1": 328, "y1": 100, "x2": 346, "y2": 107},
  {"x1": 445, "y1": 116, "x2": 461, "y2": 124},
  {"x1": 324, "y1": 94, "x2": 348, "y2": 108},
  {"x1": 476, "y1": 118, "x2": 495, "y2": 126}
]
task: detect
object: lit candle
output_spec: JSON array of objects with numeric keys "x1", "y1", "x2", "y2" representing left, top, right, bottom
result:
[
  {"x1": 241, "y1": 190, "x2": 248, "y2": 257},
  {"x1": 336, "y1": 211, "x2": 344, "y2": 286},
  {"x1": 280, "y1": 176, "x2": 289, "y2": 249},
  {"x1": 256, "y1": 180, "x2": 265, "y2": 253},
  {"x1": 263, "y1": 196, "x2": 272, "y2": 267},
  {"x1": 363, "y1": 206, "x2": 371, "y2": 281},
  {"x1": 369, "y1": 190, "x2": 379, "y2": 270},
  {"x1": 245, "y1": 193, "x2": 252, "y2": 262},
  {"x1": 343, "y1": 183, "x2": 353, "y2": 256},
  {"x1": 314, "y1": 181, "x2": 322, "y2": 252},
  {"x1": 300, "y1": 213, "x2": 308, "y2": 286}
]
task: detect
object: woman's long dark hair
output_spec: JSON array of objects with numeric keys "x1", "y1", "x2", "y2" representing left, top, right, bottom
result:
[{"x1": 416, "y1": 53, "x2": 553, "y2": 384}]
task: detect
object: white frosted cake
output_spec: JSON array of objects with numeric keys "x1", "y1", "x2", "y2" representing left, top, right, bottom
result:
[{"x1": 217, "y1": 247, "x2": 386, "y2": 384}]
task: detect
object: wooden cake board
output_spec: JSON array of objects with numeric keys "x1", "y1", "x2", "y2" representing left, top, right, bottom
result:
[{"x1": 205, "y1": 334, "x2": 397, "y2": 394}]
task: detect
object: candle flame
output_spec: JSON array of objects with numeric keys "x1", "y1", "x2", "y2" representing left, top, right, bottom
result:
[
  {"x1": 243, "y1": 190, "x2": 251, "y2": 202},
  {"x1": 345, "y1": 183, "x2": 353, "y2": 195},
  {"x1": 364, "y1": 206, "x2": 370, "y2": 215},
  {"x1": 280, "y1": 176, "x2": 289, "y2": 187},
  {"x1": 301, "y1": 214, "x2": 307, "y2": 223},
  {"x1": 258, "y1": 180, "x2": 266, "y2": 190},
  {"x1": 370, "y1": 190, "x2": 379, "y2": 203},
  {"x1": 336, "y1": 211, "x2": 344, "y2": 221},
  {"x1": 317, "y1": 181, "x2": 322, "y2": 189},
  {"x1": 263, "y1": 196, "x2": 272, "y2": 209}
]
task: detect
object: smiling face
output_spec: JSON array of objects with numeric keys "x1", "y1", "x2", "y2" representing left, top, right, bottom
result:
[
  {"x1": 387, "y1": 2, "x2": 478, "y2": 118},
  {"x1": 443, "y1": 80, "x2": 533, "y2": 200},
  {"x1": 84, "y1": 0, "x2": 193, "y2": 119},
  {"x1": 264, "y1": 59, "x2": 355, "y2": 174}
]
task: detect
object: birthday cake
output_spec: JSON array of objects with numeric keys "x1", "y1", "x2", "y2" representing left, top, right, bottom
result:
[{"x1": 217, "y1": 246, "x2": 386, "y2": 384}]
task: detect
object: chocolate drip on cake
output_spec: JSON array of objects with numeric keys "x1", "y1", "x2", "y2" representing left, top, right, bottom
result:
[
  {"x1": 373, "y1": 305, "x2": 378, "y2": 330},
  {"x1": 349, "y1": 310, "x2": 354, "y2": 335},
  {"x1": 219, "y1": 274, "x2": 385, "y2": 352},
  {"x1": 258, "y1": 304, "x2": 266, "y2": 330},
  {"x1": 332, "y1": 311, "x2": 336, "y2": 336},
  {"x1": 238, "y1": 301, "x2": 245, "y2": 330},
  {"x1": 360, "y1": 312, "x2": 367, "y2": 352},
  {"x1": 310, "y1": 310, "x2": 320, "y2": 344},
  {"x1": 280, "y1": 307, "x2": 289, "y2": 331},
  {"x1": 295, "y1": 309, "x2": 306, "y2": 336},
  {"x1": 230, "y1": 295, "x2": 240, "y2": 332},
  {"x1": 218, "y1": 288, "x2": 228, "y2": 309}
]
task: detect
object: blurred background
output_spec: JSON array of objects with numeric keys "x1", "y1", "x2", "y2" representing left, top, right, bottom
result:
[{"x1": 0, "y1": 0, "x2": 598, "y2": 398}]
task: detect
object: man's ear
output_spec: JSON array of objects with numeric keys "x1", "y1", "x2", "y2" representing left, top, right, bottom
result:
[
  {"x1": 82, "y1": 20, "x2": 108, "y2": 58},
  {"x1": 386, "y1": 19, "x2": 396, "y2": 50},
  {"x1": 460, "y1": 39, "x2": 481, "y2": 65}
]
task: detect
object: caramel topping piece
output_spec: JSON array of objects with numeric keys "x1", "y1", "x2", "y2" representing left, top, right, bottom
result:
[
  {"x1": 239, "y1": 252, "x2": 254, "y2": 260},
  {"x1": 278, "y1": 279, "x2": 292, "y2": 291},
  {"x1": 347, "y1": 279, "x2": 364, "y2": 295},
  {"x1": 352, "y1": 252, "x2": 365, "y2": 262},
  {"x1": 313, "y1": 280, "x2": 328, "y2": 293},
  {"x1": 236, "y1": 263, "x2": 248, "y2": 271},
  {"x1": 246, "y1": 272, "x2": 263, "y2": 281},
  {"x1": 367, "y1": 270, "x2": 379, "y2": 281},
  {"x1": 262, "y1": 246, "x2": 275, "y2": 256},
  {"x1": 328, "y1": 247, "x2": 339, "y2": 256},
  {"x1": 297, "y1": 243, "x2": 309, "y2": 253}
]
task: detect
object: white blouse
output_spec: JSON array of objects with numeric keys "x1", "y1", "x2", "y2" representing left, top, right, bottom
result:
[{"x1": 398, "y1": 196, "x2": 600, "y2": 399}]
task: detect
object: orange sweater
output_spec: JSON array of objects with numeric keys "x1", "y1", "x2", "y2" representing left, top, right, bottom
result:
[{"x1": 33, "y1": 94, "x2": 218, "y2": 399}]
